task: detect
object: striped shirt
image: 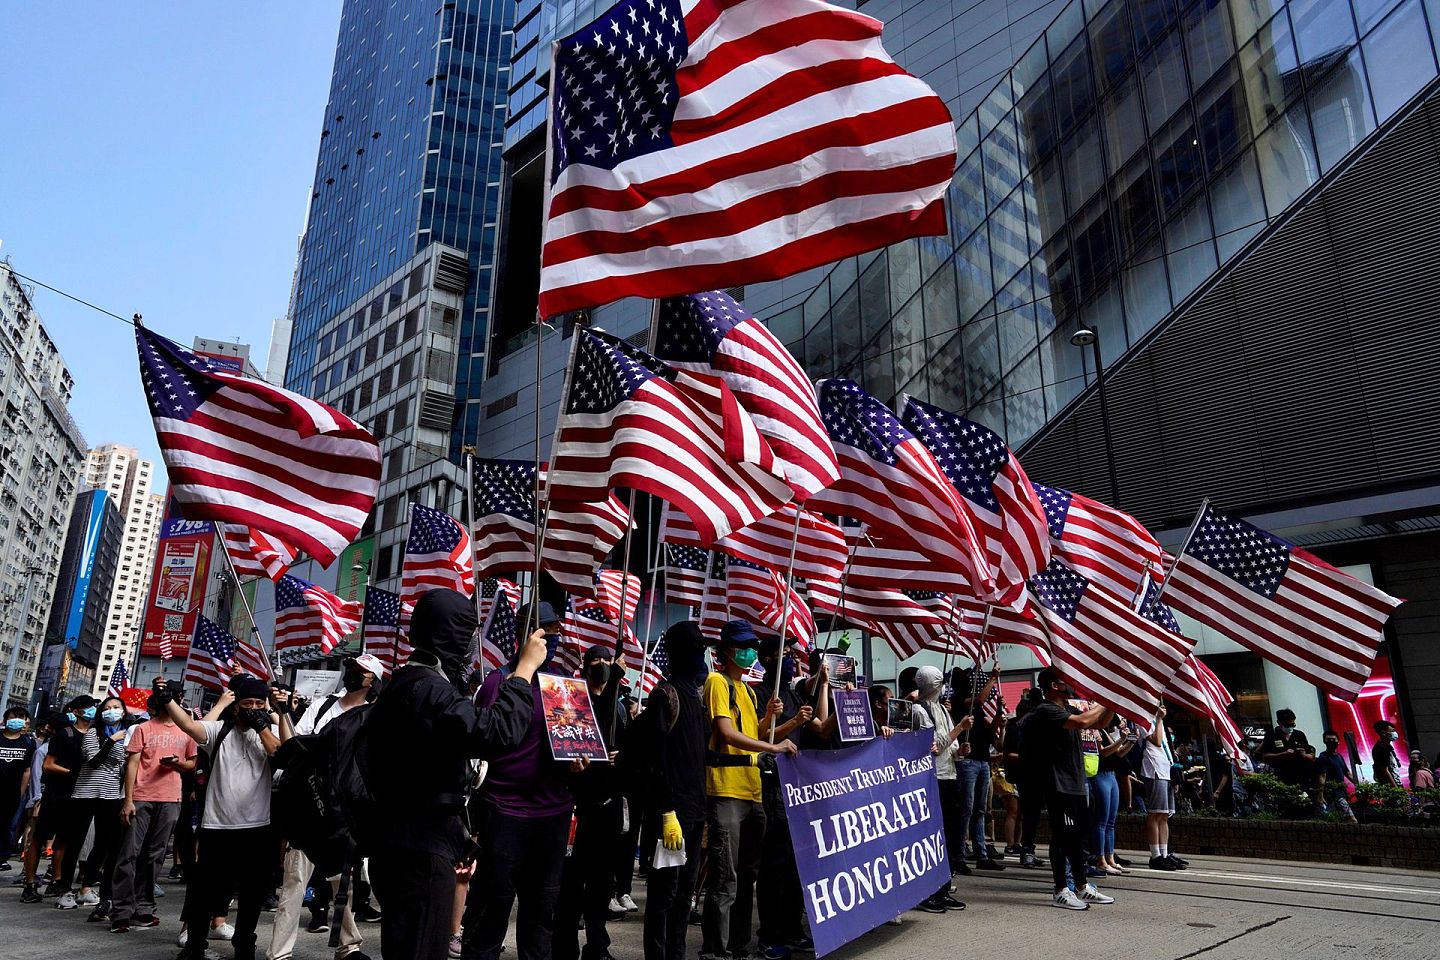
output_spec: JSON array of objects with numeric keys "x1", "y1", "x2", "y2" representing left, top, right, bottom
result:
[{"x1": 72, "y1": 727, "x2": 127, "y2": 800}]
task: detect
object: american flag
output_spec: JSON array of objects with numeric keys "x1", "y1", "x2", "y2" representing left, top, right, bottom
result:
[
  {"x1": 901, "y1": 397, "x2": 1049, "y2": 605},
  {"x1": 274, "y1": 575, "x2": 363, "y2": 665},
  {"x1": 807, "y1": 578, "x2": 950, "y2": 658},
  {"x1": 548, "y1": 329, "x2": 793, "y2": 545},
  {"x1": 401, "y1": 503, "x2": 475, "y2": 604},
  {"x1": 184, "y1": 616, "x2": 267, "y2": 688},
  {"x1": 362, "y1": 587, "x2": 411, "y2": 673},
  {"x1": 538, "y1": 0, "x2": 957, "y2": 316},
  {"x1": 1028, "y1": 560, "x2": 1193, "y2": 727},
  {"x1": 641, "y1": 636, "x2": 668, "y2": 695},
  {"x1": 950, "y1": 599, "x2": 1052, "y2": 666},
  {"x1": 478, "y1": 581, "x2": 522, "y2": 673},
  {"x1": 725, "y1": 556, "x2": 815, "y2": 648},
  {"x1": 698, "y1": 550, "x2": 730, "y2": 639},
  {"x1": 563, "y1": 599, "x2": 646, "y2": 673},
  {"x1": 156, "y1": 632, "x2": 174, "y2": 662},
  {"x1": 596, "y1": 568, "x2": 642, "y2": 626},
  {"x1": 477, "y1": 577, "x2": 521, "y2": 634},
  {"x1": 1033, "y1": 482, "x2": 1163, "y2": 602},
  {"x1": 470, "y1": 458, "x2": 632, "y2": 596},
  {"x1": 106, "y1": 659, "x2": 129, "y2": 698},
  {"x1": 664, "y1": 544, "x2": 710, "y2": 607},
  {"x1": 845, "y1": 531, "x2": 985, "y2": 594},
  {"x1": 660, "y1": 501, "x2": 847, "y2": 587},
  {"x1": 136, "y1": 327, "x2": 380, "y2": 567},
  {"x1": 1163, "y1": 504, "x2": 1403, "y2": 699},
  {"x1": 220, "y1": 524, "x2": 297, "y2": 581},
  {"x1": 654, "y1": 291, "x2": 839, "y2": 499},
  {"x1": 806, "y1": 379, "x2": 993, "y2": 597}
]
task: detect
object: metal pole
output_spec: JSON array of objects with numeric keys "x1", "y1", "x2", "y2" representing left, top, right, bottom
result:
[
  {"x1": 1090, "y1": 337, "x2": 1122, "y2": 506},
  {"x1": 638, "y1": 498, "x2": 662, "y2": 686},
  {"x1": 464, "y1": 448, "x2": 484, "y2": 631},
  {"x1": 216, "y1": 540, "x2": 276, "y2": 679},
  {"x1": 1151, "y1": 498, "x2": 1211, "y2": 604},
  {"x1": 767, "y1": 507, "x2": 805, "y2": 743},
  {"x1": 524, "y1": 327, "x2": 582, "y2": 640},
  {"x1": 1, "y1": 566, "x2": 40, "y2": 708}
]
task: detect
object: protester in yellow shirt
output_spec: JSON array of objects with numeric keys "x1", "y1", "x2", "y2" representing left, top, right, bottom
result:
[{"x1": 699, "y1": 621, "x2": 796, "y2": 960}]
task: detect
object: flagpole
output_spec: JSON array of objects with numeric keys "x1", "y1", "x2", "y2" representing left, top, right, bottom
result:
[
  {"x1": 463, "y1": 448, "x2": 485, "y2": 632},
  {"x1": 767, "y1": 507, "x2": 805, "y2": 743},
  {"x1": 216, "y1": 539, "x2": 275, "y2": 680},
  {"x1": 524, "y1": 326, "x2": 583, "y2": 640},
  {"x1": 1147, "y1": 497, "x2": 1211, "y2": 606},
  {"x1": 696, "y1": 551, "x2": 715, "y2": 631},
  {"x1": 823, "y1": 525, "x2": 863, "y2": 655},
  {"x1": 638, "y1": 499, "x2": 663, "y2": 688}
]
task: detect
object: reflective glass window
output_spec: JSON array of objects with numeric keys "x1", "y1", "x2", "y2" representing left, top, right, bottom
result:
[
  {"x1": 1004, "y1": 352, "x2": 1048, "y2": 442},
  {"x1": 860, "y1": 255, "x2": 891, "y2": 348},
  {"x1": 924, "y1": 260, "x2": 962, "y2": 341},
  {"x1": 962, "y1": 317, "x2": 1003, "y2": 404},
  {"x1": 991, "y1": 191, "x2": 1031, "y2": 289},
  {"x1": 983, "y1": 114, "x2": 1024, "y2": 210},
  {"x1": 833, "y1": 282, "x2": 863, "y2": 368},
  {"x1": 1255, "y1": 96, "x2": 1318, "y2": 210},
  {"x1": 1195, "y1": 63, "x2": 1253, "y2": 172},
  {"x1": 1040, "y1": 230, "x2": 1078, "y2": 320},
  {"x1": 769, "y1": 306, "x2": 803, "y2": 347},
  {"x1": 1017, "y1": 81, "x2": 1059, "y2": 165},
  {"x1": 1039, "y1": 325, "x2": 1088, "y2": 413},
  {"x1": 1063, "y1": 116, "x2": 1108, "y2": 211},
  {"x1": 804, "y1": 317, "x2": 834, "y2": 377},
  {"x1": 1239, "y1": 13, "x2": 1300, "y2": 134},
  {"x1": 1102, "y1": 75, "x2": 1148, "y2": 167},
  {"x1": 1165, "y1": 194, "x2": 1218, "y2": 300},
  {"x1": 1091, "y1": 0, "x2": 1137, "y2": 91},
  {"x1": 1185, "y1": 0, "x2": 1238, "y2": 89},
  {"x1": 1113, "y1": 153, "x2": 1161, "y2": 257},
  {"x1": 864, "y1": 350, "x2": 896, "y2": 404},
  {"x1": 927, "y1": 333, "x2": 967, "y2": 413},
  {"x1": 1208, "y1": 147, "x2": 1269, "y2": 258},
  {"x1": 1052, "y1": 36, "x2": 1097, "y2": 139},
  {"x1": 1353, "y1": 0, "x2": 1404, "y2": 30},
  {"x1": 1131, "y1": 0, "x2": 1179, "y2": 52},
  {"x1": 891, "y1": 293, "x2": 928, "y2": 388},
  {"x1": 998, "y1": 269, "x2": 1042, "y2": 371},
  {"x1": 1072, "y1": 196, "x2": 1118, "y2": 300},
  {"x1": 1153, "y1": 109, "x2": 1206, "y2": 214},
  {"x1": 1049, "y1": 1, "x2": 1090, "y2": 60},
  {"x1": 1363, "y1": 0, "x2": 1438, "y2": 120},
  {"x1": 1309, "y1": 45, "x2": 1375, "y2": 171},
  {"x1": 1014, "y1": 35, "x2": 1052, "y2": 98},
  {"x1": 979, "y1": 81, "x2": 1018, "y2": 138},
  {"x1": 1227, "y1": 0, "x2": 1287, "y2": 46},
  {"x1": 804, "y1": 278, "x2": 832, "y2": 334},
  {"x1": 889, "y1": 240, "x2": 923, "y2": 313},
  {"x1": 956, "y1": 229, "x2": 994, "y2": 326},
  {"x1": 1080, "y1": 282, "x2": 1128, "y2": 364},
  {"x1": 1289, "y1": 0, "x2": 1357, "y2": 64},
  {"x1": 952, "y1": 149, "x2": 988, "y2": 242},
  {"x1": 1142, "y1": 31, "x2": 1191, "y2": 129},
  {"x1": 1033, "y1": 154, "x2": 1069, "y2": 242},
  {"x1": 1121, "y1": 238, "x2": 1173, "y2": 338}
]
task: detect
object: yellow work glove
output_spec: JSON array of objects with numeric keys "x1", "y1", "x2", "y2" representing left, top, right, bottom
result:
[{"x1": 661, "y1": 810, "x2": 684, "y2": 851}]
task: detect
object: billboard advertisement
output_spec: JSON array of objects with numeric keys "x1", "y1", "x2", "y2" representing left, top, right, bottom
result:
[
  {"x1": 1324, "y1": 649, "x2": 1410, "y2": 785},
  {"x1": 140, "y1": 516, "x2": 215, "y2": 659},
  {"x1": 63, "y1": 490, "x2": 112, "y2": 648}
]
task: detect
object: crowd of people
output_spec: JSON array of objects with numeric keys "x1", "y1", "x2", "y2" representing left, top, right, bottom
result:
[{"x1": 2, "y1": 585, "x2": 1431, "y2": 960}]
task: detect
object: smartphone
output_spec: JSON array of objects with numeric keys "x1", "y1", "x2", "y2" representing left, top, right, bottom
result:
[{"x1": 161, "y1": 755, "x2": 178, "y2": 765}]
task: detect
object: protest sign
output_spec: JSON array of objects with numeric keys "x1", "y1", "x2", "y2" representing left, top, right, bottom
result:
[
  {"x1": 833, "y1": 688, "x2": 875, "y2": 742},
  {"x1": 538, "y1": 674, "x2": 610, "y2": 762},
  {"x1": 824, "y1": 653, "x2": 857, "y2": 686},
  {"x1": 778, "y1": 731, "x2": 948, "y2": 956},
  {"x1": 293, "y1": 669, "x2": 342, "y2": 700}
]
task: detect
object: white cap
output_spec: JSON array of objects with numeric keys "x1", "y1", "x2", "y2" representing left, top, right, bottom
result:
[{"x1": 352, "y1": 653, "x2": 388, "y2": 678}]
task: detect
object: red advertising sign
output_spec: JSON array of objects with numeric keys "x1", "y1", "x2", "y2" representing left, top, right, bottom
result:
[
  {"x1": 140, "y1": 518, "x2": 214, "y2": 659},
  {"x1": 1324, "y1": 649, "x2": 1410, "y2": 785}
]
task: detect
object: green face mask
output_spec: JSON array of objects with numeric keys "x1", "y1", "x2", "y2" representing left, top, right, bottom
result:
[{"x1": 733, "y1": 647, "x2": 759, "y2": 669}]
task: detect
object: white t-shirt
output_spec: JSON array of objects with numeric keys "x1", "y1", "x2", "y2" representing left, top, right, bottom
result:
[
  {"x1": 1142, "y1": 739, "x2": 1172, "y2": 781},
  {"x1": 198, "y1": 719, "x2": 272, "y2": 830},
  {"x1": 294, "y1": 695, "x2": 356, "y2": 736}
]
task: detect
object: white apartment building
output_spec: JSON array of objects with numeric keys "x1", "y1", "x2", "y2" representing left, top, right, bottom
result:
[
  {"x1": 0, "y1": 261, "x2": 86, "y2": 708},
  {"x1": 82, "y1": 445, "x2": 164, "y2": 694}
]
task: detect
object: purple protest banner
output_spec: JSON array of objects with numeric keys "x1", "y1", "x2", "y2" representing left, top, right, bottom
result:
[{"x1": 777, "y1": 731, "x2": 949, "y2": 956}]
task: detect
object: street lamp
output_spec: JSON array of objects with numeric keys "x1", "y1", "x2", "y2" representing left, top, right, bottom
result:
[{"x1": 1070, "y1": 326, "x2": 1121, "y2": 505}]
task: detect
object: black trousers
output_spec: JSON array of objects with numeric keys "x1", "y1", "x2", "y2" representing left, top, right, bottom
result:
[
  {"x1": 59, "y1": 797, "x2": 124, "y2": 897},
  {"x1": 180, "y1": 827, "x2": 272, "y2": 958},
  {"x1": 1046, "y1": 791, "x2": 1089, "y2": 893},
  {"x1": 1019, "y1": 777, "x2": 1045, "y2": 851},
  {"x1": 371, "y1": 848, "x2": 458, "y2": 960},
  {"x1": 615, "y1": 793, "x2": 643, "y2": 897},
  {"x1": 756, "y1": 774, "x2": 803, "y2": 947},
  {"x1": 462, "y1": 808, "x2": 570, "y2": 960},
  {"x1": 554, "y1": 800, "x2": 623, "y2": 960},
  {"x1": 642, "y1": 818, "x2": 703, "y2": 960}
]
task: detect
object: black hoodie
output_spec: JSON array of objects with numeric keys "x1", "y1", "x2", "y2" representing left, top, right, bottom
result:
[
  {"x1": 637, "y1": 622, "x2": 709, "y2": 826},
  {"x1": 366, "y1": 588, "x2": 535, "y2": 859}
]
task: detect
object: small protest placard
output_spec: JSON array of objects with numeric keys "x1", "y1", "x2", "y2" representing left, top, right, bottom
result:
[
  {"x1": 833, "y1": 688, "x2": 875, "y2": 742},
  {"x1": 824, "y1": 653, "x2": 857, "y2": 687},
  {"x1": 538, "y1": 674, "x2": 610, "y2": 762}
]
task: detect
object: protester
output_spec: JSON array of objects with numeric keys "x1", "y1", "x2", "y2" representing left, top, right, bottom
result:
[
  {"x1": 1140, "y1": 705, "x2": 1187, "y2": 871},
  {"x1": 1088, "y1": 720, "x2": 1134, "y2": 876},
  {"x1": 637, "y1": 621, "x2": 710, "y2": 960},
  {"x1": 1372, "y1": 720, "x2": 1403, "y2": 787},
  {"x1": 21, "y1": 695, "x2": 94, "y2": 905},
  {"x1": 554, "y1": 643, "x2": 628, "y2": 960},
  {"x1": 1261, "y1": 709, "x2": 1312, "y2": 787},
  {"x1": 367, "y1": 588, "x2": 545, "y2": 960},
  {"x1": 61, "y1": 695, "x2": 131, "y2": 920},
  {"x1": 698, "y1": 620, "x2": 796, "y2": 960},
  {"x1": 17, "y1": 712, "x2": 62, "y2": 902},
  {"x1": 1410, "y1": 750, "x2": 1434, "y2": 790},
  {"x1": 108, "y1": 689, "x2": 198, "y2": 933},
  {"x1": 952, "y1": 665, "x2": 1003, "y2": 870},
  {"x1": 1, "y1": 706, "x2": 36, "y2": 873},
  {"x1": 1315, "y1": 730, "x2": 1357, "y2": 822},
  {"x1": 1026, "y1": 667, "x2": 1116, "y2": 910},
  {"x1": 909, "y1": 664, "x2": 971, "y2": 913},
  {"x1": 1003, "y1": 688, "x2": 1045, "y2": 869}
]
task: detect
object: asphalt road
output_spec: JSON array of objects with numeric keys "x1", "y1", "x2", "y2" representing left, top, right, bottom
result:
[{"x1": 3, "y1": 849, "x2": 1436, "y2": 960}]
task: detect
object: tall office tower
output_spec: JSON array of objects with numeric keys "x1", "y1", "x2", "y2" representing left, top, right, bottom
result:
[
  {"x1": 37, "y1": 488, "x2": 124, "y2": 702},
  {"x1": 81, "y1": 445, "x2": 165, "y2": 695},
  {"x1": 0, "y1": 261, "x2": 86, "y2": 708}
]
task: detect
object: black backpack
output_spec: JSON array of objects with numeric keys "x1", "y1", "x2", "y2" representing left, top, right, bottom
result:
[{"x1": 271, "y1": 703, "x2": 377, "y2": 873}]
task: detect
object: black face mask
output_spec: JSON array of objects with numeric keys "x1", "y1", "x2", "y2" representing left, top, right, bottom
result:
[
  {"x1": 586, "y1": 662, "x2": 610, "y2": 685},
  {"x1": 342, "y1": 667, "x2": 368, "y2": 692}
]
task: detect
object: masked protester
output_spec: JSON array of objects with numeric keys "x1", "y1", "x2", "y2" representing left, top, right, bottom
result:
[
  {"x1": 1, "y1": 708, "x2": 37, "y2": 873},
  {"x1": 637, "y1": 622, "x2": 709, "y2": 960},
  {"x1": 367, "y1": 588, "x2": 546, "y2": 960},
  {"x1": 553, "y1": 645, "x2": 628, "y2": 960},
  {"x1": 1372, "y1": 720, "x2": 1404, "y2": 787},
  {"x1": 463, "y1": 601, "x2": 580, "y2": 960},
  {"x1": 21, "y1": 695, "x2": 95, "y2": 905},
  {"x1": 698, "y1": 621, "x2": 797, "y2": 960},
  {"x1": 908, "y1": 666, "x2": 969, "y2": 914}
]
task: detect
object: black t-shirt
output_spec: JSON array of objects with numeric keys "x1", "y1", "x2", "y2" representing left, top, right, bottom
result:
[
  {"x1": 1264, "y1": 727, "x2": 1312, "y2": 784},
  {"x1": 0, "y1": 733, "x2": 36, "y2": 793},
  {"x1": 1097, "y1": 729, "x2": 1128, "y2": 774},
  {"x1": 1027, "y1": 701, "x2": 1086, "y2": 796},
  {"x1": 41, "y1": 727, "x2": 83, "y2": 795}
]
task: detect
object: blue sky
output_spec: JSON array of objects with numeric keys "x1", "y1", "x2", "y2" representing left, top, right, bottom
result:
[{"x1": 0, "y1": 3, "x2": 342, "y2": 468}]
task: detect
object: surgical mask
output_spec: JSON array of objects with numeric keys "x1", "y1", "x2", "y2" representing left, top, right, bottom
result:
[
  {"x1": 543, "y1": 632, "x2": 563, "y2": 664},
  {"x1": 102, "y1": 708, "x2": 124, "y2": 724},
  {"x1": 81, "y1": 707, "x2": 97, "y2": 721},
  {"x1": 65, "y1": 712, "x2": 77, "y2": 724},
  {"x1": 4, "y1": 719, "x2": 24, "y2": 732},
  {"x1": 1278, "y1": 725, "x2": 1293, "y2": 734},
  {"x1": 1324, "y1": 740, "x2": 1339, "y2": 750},
  {"x1": 733, "y1": 647, "x2": 758, "y2": 669},
  {"x1": 1389, "y1": 731, "x2": 1399, "y2": 742}
]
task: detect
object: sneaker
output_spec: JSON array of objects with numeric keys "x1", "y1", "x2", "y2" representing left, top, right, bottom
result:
[
  {"x1": 177, "y1": 930, "x2": 188, "y2": 948},
  {"x1": 448, "y1": 934, "x2": 463, "y2": 959},
  {"x1": 1019, "y1": 853, "x2": 1042, "y2": 869},
  {"x1": 985, "y1": 845, "x2": 1003, "y2": 861},
  {"x1": 355, "y1": 903, "x2": 383, "y2": 923},
  {"x1": 618, "y1": 893, "x2": 639, "y2": 912},
  {"x1": 1051, "y1": 889, "x2": 1089, "y2": 911},
  {"x1": 1167, "y1": 855, "x2": 1189, "y2": 869},
  {"x1": 0, "y1": 861, "x2": 10, "y2": 871},
  {"x1": 1114, "y1": 856, "x2": 1133, "y2": 868},
  {"x1": 952, "y1": 860, "x2": 971, "y2": 876},
  {"x1": 1079, "y1": 884, "x2": 1114, "y2": 905},
  {"x1": 111, "y1": 919, "x2": 132, "y2": 934},
  {"x1": 169, "y1": 866, "x2": 184, "y2": 881},
  {"x1": 209, "y1": 922, "x2": 235, "y2": 941},
  {"x1": 154, "y1": 883, "x2": 166, "y2": 898},
  {"x1": 134, "y1": 915, "x2": 161, "y2": 928},
  {"x1": 56, "y1": 891, "x2": 78, "y2": 909},
  {"x1": 307, "y1": 911, "x2": 330, "y2": 934},
  {"x1": 760, "y1": 945, "x2": 791, "y2": 960},
  {"x1": 938, "y1": 894, "x2": 966, "y2": 911},
  {"x1": 914, "y1": 897, "x2": 947, "y2": 914},
  {"x1": 788, "y1": 936, "x2": 814, "y2": 952},
  {"x1": 1004, "y1": 844, "x2": 1024, "y2": 856},
  {"x1": 77, "y1": 889, "x2": 101, "y2": 906},
  {"x1": 975, "y1": 858, "x2": 1005, "y2": 872},
  {"x1": 88, "y1": 901, "x2": 113, "y2": 922},
  {"x1": 43, "y1": 881, "x2": 64, "y2": 897},
  {"x1": 607, "y1": 897, "x2": 625, "y2": 914},
  {"x1": 1148, "y1": 856, "x2": 1178, "y2": 871},
  {"x1": 22, "y1": 883, "x2": 43, "y2": 903},
  {"x1": 1085, "y1": 865, "x2": 1106, "y2": 878}
]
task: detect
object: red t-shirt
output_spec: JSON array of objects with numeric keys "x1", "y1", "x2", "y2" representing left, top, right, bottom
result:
[{"x1": 127, "y1": 720, "x2": 197, "y2": 803}]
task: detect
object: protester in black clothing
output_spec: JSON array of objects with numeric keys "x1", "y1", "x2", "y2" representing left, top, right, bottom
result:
[
  {"x1": 1372, "y1": 720, "x2": 1403, "y2": 786},
  {"x1": 1316, "y1": 731, "x2": 1357, "y2": 821},
  {"x1": 1261, "y1": 709, "x2": 1312, "y2": 786},
  {"x1": 638, "y1": 622, "x2": 710, "y2": 960},
  {"x1": 1005, "y1": 688, "x2": 1045, "y2": 869},
  {"x1": 554, "y1": 644, "x2": 629, "y2": 960},
  {"x1": 21, "y1": 695, "x2": 95, "y2": 902},
  {"x1": 1026, "y1": 667, "x2": 1115, "y2": 911},
  {"x1": 367, "y1": 588, "x2": 547, "y2": 960},
  {"x1": 1, "y1": 707, "x2": 36, "y2": 872}
]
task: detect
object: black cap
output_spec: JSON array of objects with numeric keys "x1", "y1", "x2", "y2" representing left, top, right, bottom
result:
[
  {"x1": 517, "y1": 600, "x2": 563, "y2": 628},
  {"x1": 582, "y1": 644, "x2": 613, "y2": 664}
]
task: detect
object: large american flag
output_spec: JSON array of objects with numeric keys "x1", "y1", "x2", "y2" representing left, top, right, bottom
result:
[
  {"x1": 220, "y1": 524, "x2": 297, "y2": 581},
  {"x1": 185, "y1": 616, "x2": 268, "y2": 689},
  {"x1": 478, "y1": 579, "x2": 522, "y2": 673},
  {"x1": 106, "y1": 659, "x2": 129, "y2": 699},
  {"x1": 538, "y1": 0, "x2": 956, "y2": 316},
  {"x1": 654, "y1": 291, "x2": 838, "y2": 499},
  {"x1": 401, "y1": 503, "x2": 476, "y2": 604},
  {"x1": 362, "y1": 587, "x2": 411, "y2": 673},
  {"x1": 844, "y1": 533, "x2": 976, "y2": 594},
  {"x1": 1029, "y1": 560, "x2": 1192, "y2": 727},
  {"x1": 901, "y1": 397, "x2": 1049, "y2": 605},
  {"x1": 660, "y1": 501, "x2": 846, "y2": 587},
  {"x1": 136, "y1": 327, "x2": 380, "y2": 567},
  {"x1": 664, "y1": 544, "x2": 711, "y2": 607},
  {"x1": 807, "y1": 578, "x2": 950, "y2": 658},
  {"x1": 725, "y1": 556, "x2": 815, "y2": 648},
  {"x1": 807, "y1": 379, "x2": 992, "y2": 596},
  {"x1": 274, "y1": 575, "x2": 363, "y2": 665},
  {"x1": 470, "y1": 458, "x2": 632, "y2": 596},
  {"x1": 1163, "y1": 504, "x2": 1402, "y2": 699},
  {"x1": 548, "y1": 329, "x2": 793, "y2": 545},
  {"x1": 1033, "y1": 482, "x2": 1163, "y2": 602}
]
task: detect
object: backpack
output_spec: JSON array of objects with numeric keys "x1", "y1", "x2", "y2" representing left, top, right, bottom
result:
[{"x1": 271, "y1": 703, "x2": 376, "y2": 872}]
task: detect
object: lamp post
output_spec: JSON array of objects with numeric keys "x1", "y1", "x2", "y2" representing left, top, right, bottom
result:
[{"x1": 1070, "y1": 326, "x2": 1121, "y2": 505}]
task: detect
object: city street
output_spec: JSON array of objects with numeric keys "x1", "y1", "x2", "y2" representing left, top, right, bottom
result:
[{"x1": 3, "y1": 851, "x2": 1436, "y2": 960}]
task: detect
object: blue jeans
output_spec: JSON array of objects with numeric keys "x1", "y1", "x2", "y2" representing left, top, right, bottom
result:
[
  {"x1": 1088, "y1": 771, "x2": 1119, "y2": 860},
  {"x1": 955, "y1": 759, "x2": 991, "y2": 860}
]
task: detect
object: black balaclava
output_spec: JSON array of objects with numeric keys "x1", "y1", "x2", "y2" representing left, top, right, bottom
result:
[
  {"x1": 409, "y1": 588, "x2": 479, "y2": 685},
  {"x1": 662, "y1": 621, "x2": 709, "y2": 688}
]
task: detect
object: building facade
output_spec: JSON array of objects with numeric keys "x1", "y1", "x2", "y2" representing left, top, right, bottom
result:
[
  {"x1": 37, "y1": 489, "x2": 124, "y2": 703},
  {"x1": 0, "y1": 261, "x2": 86, "y2": 709},
  {"x1": 82, "y1": 445, "x2": 165, "y2": 695}
]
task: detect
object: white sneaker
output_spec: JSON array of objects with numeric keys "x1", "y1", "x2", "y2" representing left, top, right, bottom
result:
[
  {"x1": 76, "y1": 890, "x2": 101, "y2": 906},
  {"x1": 1080, "y1": 884, "x2": 1114, "y2": 905},
  {"x1": 208, "y1": 922, "x2": 235, "y2": 941},
  {"x1": 56, "y1": 892, "x2": 78, "y2": 909},
  {"x1": 1051, "y1": 888, "x2": 1089, "y2": 911},
  {"x1": 177, "y1": 930, "x2": 188, "y2": 948},
  {"x1": 618, "y1": 894, "x2": 639, "y2": 912},
  {"x1": 607, "y1": 898, "x2": 625, "y2": 914}
]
